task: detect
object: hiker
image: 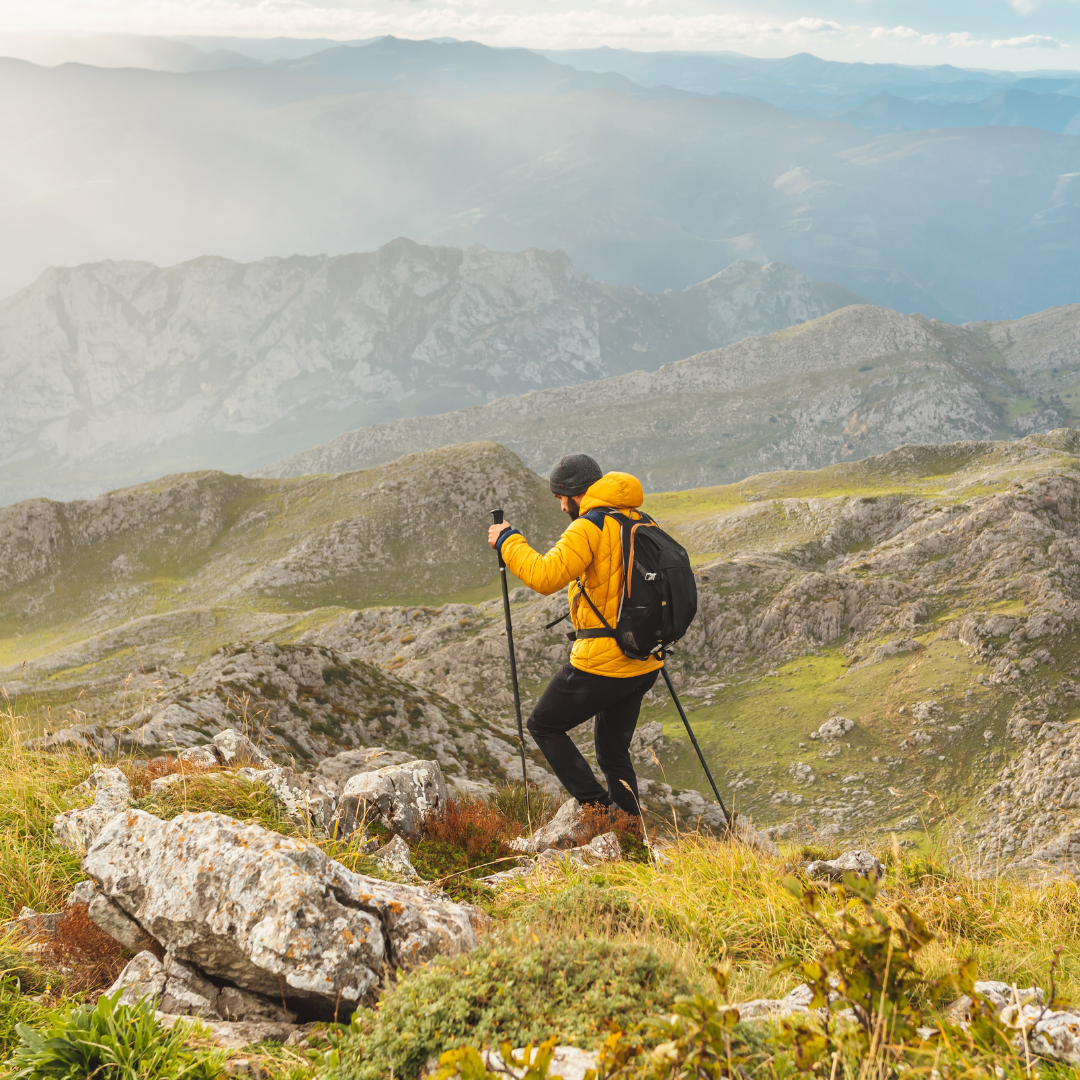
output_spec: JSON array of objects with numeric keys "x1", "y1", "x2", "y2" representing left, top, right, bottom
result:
[{"x1": 487, "y1": 453, "x2": 660, "y2": 816}]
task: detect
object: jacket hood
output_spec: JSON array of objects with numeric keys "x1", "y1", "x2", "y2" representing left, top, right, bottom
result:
[{"x1": 580, "y1": 472, "x2": 644, "y2": 512}]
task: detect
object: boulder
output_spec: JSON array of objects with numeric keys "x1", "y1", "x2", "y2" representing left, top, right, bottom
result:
[
  {"x1": 335, "y1": 759, "x2": 448, "y2": 841},
  {"x1": 106, "y1": 950, "x2": 293, "y2": 1023},
  {"x1": 177, "y1": 746, "x2": 219, "y2": 768},
  {"x1": 212, "y1": 729, "x2": 271, "y2": 767},
  {"x1": 253, "y1": 767, "x2": 339, "y2": 832},
  {"x1": 529, "y1": 797, "x2": 582, "y2": 853},
  {"x1": 809, "y1": 717, "x2": 855, "y2": 741},
  {"x1": 805, "y1": 849, "x2": 883, "y2": 882},
  {"x1": 374, "y1": 835, "x2": 420, "y2": 880},
  {"x1": 53, "y1": 766, "x2": 132, "y2": 853},
  {"x1": 316, "y1": 748, "x2": 416, "y2": 787},
  {"x1": 83, "y1": 809, "x2": 475, "y2": 1012},
  {"x1": 736, "y1": 984, "x2": 816, "y2": 1021},
  {"x1": 88, "y1": 890, "x2": 148, "y2": 951}
]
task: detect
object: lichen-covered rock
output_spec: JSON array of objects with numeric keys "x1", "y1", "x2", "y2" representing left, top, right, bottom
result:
[
  {"x1": 212, "y1": 729, "x2": 271, "y2": 767},
  {"x1": 483, "y1": 1045, "x2": 598, "y2": 1080},
  {"x1": 374, "y1": 835, "x2": 420, "y2": 880},
  {"x1": 529, "y1": 797, "x2": 582, "y2": 853},
  {"x1": 336, "y1": 759, "x2": 448, "y2": 841},
  {"x1": 254, "y1": 767, "x2": 339, "y2": 832},
  {"x1": 316, "y1": 748, "x2": 416, "y2": 787},
  {"x1": 83, "y1": 809, "x2": 475, "y2": 1010},
  {"x1": 107, "y1": 951, "x2": 167, "y2": 1007},
  {"x1": 805, "y1": 849, "x2": 883, "y2": 882},
  {"x1": 53, "y1": 766, "x2": 132, "y2": 853}
]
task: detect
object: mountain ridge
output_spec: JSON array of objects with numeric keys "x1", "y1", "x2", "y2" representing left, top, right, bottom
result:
[
  {"x1": 256, "y1": 301, "x2": 1080, "y2": 490},
  {"x1": 0, "y1": 239, "x2": 862, "y2": 505}
]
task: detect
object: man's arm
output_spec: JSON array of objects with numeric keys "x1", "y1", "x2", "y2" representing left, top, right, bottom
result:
[{"x1": 487, "y1": 519, "x2": 600, "y2": 596}]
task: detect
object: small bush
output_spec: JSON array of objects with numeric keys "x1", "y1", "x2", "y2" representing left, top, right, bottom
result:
[
  {"x1": 130, "y1": 773, "x2": 296, "y2": 835},
  {"x1": 323, "y1": 934, "x2": 690, "y2": 1080},
  {"x1": 7, "y1": 990, "x2": 225, "y2": 1078},
  {"x1": 410, "y1": 797, "x2": 522, "y2": 890},
  {"x1": 123, "y1": 755, "x2": 214, "y2": 800},
  {"x1": 578, "y1": 804, "x2": 651, "y2": 863},
  {"x1": 45, "y1": 902, "x2": 130, "y2": 994}
]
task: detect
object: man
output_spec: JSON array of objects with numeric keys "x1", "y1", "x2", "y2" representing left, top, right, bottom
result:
[{"x1": 487, "y1": 453, "x2": 661, "y2": 817}]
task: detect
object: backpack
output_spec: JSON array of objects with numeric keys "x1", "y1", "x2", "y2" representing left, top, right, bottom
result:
[{"x1": 559, "y1": 509, "x2": 698, "y2": 661}]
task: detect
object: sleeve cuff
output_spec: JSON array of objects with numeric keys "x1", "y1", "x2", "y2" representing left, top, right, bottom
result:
[{"x1": 494, "y1": 527, "x2": 521, "y2": 555}]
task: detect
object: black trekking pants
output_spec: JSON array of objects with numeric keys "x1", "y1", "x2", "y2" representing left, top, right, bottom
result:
[{"x1": 526, "y1": 663, "x2": 659, "y2": 817}]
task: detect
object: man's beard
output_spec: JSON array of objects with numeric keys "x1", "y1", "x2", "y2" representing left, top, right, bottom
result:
[{"x1": 566, "y1": 500, "x2": 580, "y2": 520}]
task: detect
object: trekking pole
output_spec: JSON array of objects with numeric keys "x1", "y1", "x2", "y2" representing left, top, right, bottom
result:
[
  {"x1": 490, "y1": 510, "x2": 529, "y2": 790},
  {"x1": 659, "y1": 663, "x2": 732, "y2": 827}
]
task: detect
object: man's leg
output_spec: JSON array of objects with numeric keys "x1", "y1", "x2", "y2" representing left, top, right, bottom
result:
[
  {"x1": 527, "y1": 665, "x2": 626, "y2": 806},
  {"x1": 594, "y1": 669, "x2": 659, "y2": 817}
]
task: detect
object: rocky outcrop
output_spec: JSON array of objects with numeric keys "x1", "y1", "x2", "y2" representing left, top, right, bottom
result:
[
  {"x1": 804, "y1": 850, "x2": 884, "y2": 882},
  {"x1": 335, "y1": 759, "x2": 449, "y2": 841},
  {"x1": 53, "y1": 766, "x2": 132, "y2": 853},
  {"x1": 83, "y1": 809, "x2": 477, "y2": 1014}
]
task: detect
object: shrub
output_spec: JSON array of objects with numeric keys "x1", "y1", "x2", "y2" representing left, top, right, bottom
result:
[
  {"x1": 577, "y1": 804, "x2": 651, "y2": 863},
  {"x1": 322, "y1": 934, "x2": 690, "y2": 1080},
  {"x1": 6, "y1": 990, "x2": 225, "y2": 1078},
  {"x1": 410, "y1": 797, "x2": 522, "y2": 891},
  {"x1": 45, "y1": 902, "x2": 131, "y2": 994}
]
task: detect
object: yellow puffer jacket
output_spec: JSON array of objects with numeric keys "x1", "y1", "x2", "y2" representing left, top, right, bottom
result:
[{"x1": 497, "y1": 472, "x2": 663, "y2": 678}]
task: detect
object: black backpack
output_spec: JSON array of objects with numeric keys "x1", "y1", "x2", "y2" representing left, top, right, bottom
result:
[{"x1": 557, "y1": 509, "x2": 698, "y2": 661}]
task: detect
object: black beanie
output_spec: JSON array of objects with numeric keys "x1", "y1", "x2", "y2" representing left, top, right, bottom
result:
[{"x1": 549, "y1": 453, "x2": 603, "y2": 497}]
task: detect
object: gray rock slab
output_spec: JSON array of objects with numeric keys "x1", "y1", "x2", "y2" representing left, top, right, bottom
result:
[
  {"x1": 336, "y1": 759, "x2": 447, "y2": 841},
  {"x1": 805, "y1": 849, "x2": 883, "y2": 882},
  {"x1": 83, "y1": 809, "x2": 475, "y2": 1009}
]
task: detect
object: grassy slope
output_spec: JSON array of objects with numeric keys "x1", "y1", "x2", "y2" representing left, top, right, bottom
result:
[{"x1": 631, "y1": 431, "x2": 1080, "y2": 831}]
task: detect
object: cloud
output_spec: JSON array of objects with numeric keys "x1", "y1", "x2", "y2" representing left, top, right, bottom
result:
[
  {"x1": 991, "y1": 34, "x2": 1063, "y2": 48},
  {"x1": 868, "y1": 26, "x2": 920, "y2": 41}
]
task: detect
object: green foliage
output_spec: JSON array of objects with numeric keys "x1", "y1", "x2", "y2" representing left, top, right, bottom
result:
[
  {"x1": 321, "y1": 935, "x2": 689, "y2": 1080},
  {"x1": 130, "y1": 773, "x2": 297, "y2": 834},
  {"x1": 6, "y1": 990, "x2": 226, "y2": 1079},
  {"x1": 772, "y1": 870, "x2": 939, "y2": 1068},
  {"x1": 432, "y1": 1037, "x2": 562, "y2": 1080}
]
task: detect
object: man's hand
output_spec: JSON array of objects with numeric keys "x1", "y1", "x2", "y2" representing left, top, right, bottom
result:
[{"x1": 488, "y1": 522, "x2": 512, "y2": 549}]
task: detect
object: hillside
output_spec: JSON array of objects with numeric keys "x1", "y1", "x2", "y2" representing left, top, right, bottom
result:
[
  {"x1": 0, "y1": 242, "x2": 859, "y2": 505},
  {"x1": 7, "y1": 433, "x2": 1080, "y2": 876},
  {"x1": 259, "y1": 302, "x2": 1080, "y2": 491}
]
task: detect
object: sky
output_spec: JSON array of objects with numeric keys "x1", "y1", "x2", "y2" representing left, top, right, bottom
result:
[{"x1": 1, "y1": 0, "x2": 1079, "y2": 69}]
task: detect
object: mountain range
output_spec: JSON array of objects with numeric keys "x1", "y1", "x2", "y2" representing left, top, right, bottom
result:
[
  {"x1": 0, "y1": 241, "x2": 859, "y2": 506},
  {"x1": 258, "y1": 300, "x2": 1080, "y2": 491},
  {"x1": 2, "y1": 40, "x2": 1080, "y2": 318}
]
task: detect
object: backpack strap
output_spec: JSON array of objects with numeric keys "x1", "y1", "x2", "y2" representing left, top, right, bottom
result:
[{"x1": 566, "y1": 577, "x2": 616, "y2": 641}]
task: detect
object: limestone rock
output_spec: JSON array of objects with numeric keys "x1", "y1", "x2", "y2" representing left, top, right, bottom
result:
[
  {"x1": 316, "y1": 748, "x2": 416, "y2": 787},
  {"x1": 805, "y1": 849, "x2": 883, "y2": 882},
  {"x1": 582, "y1": 831, "x2": 621, "y2": 862},
  {"x1": 53, "y1": 766, "x2": 132, "y2": 853},
  {"x1": 212, "y1": 729, "x2": 271, "y2": 767},
  {"x1": 374, "y1": 835, "x2": 420, "y2": 880},
  {"x1": 107, "y1": 951, "x2": 167, "y2": 1007},
  {"x1": 736, "y1": 984, "x2": 815, "y2": 1021},
  {"x1": 529, "y1": 798, "x2": 583, "y2": 853},
  {"x1": 336, "y1": 759, "x2": 448, "y2": 841},
  {"x1": 177, "y1": 746, "x2": 220, "y2": 768},
  {"x1": 83, "y1": 809, "x2": 475, "y2": 1010},
  {"x1": 88, "y1": 890, "x2": 149, "y2": 951},
  {"x1": 810, "y1": 717, "x2": 855, "y2": 741},
  {"x1": 254, "y1": 767, "x2": 339, "y2": 832}
]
